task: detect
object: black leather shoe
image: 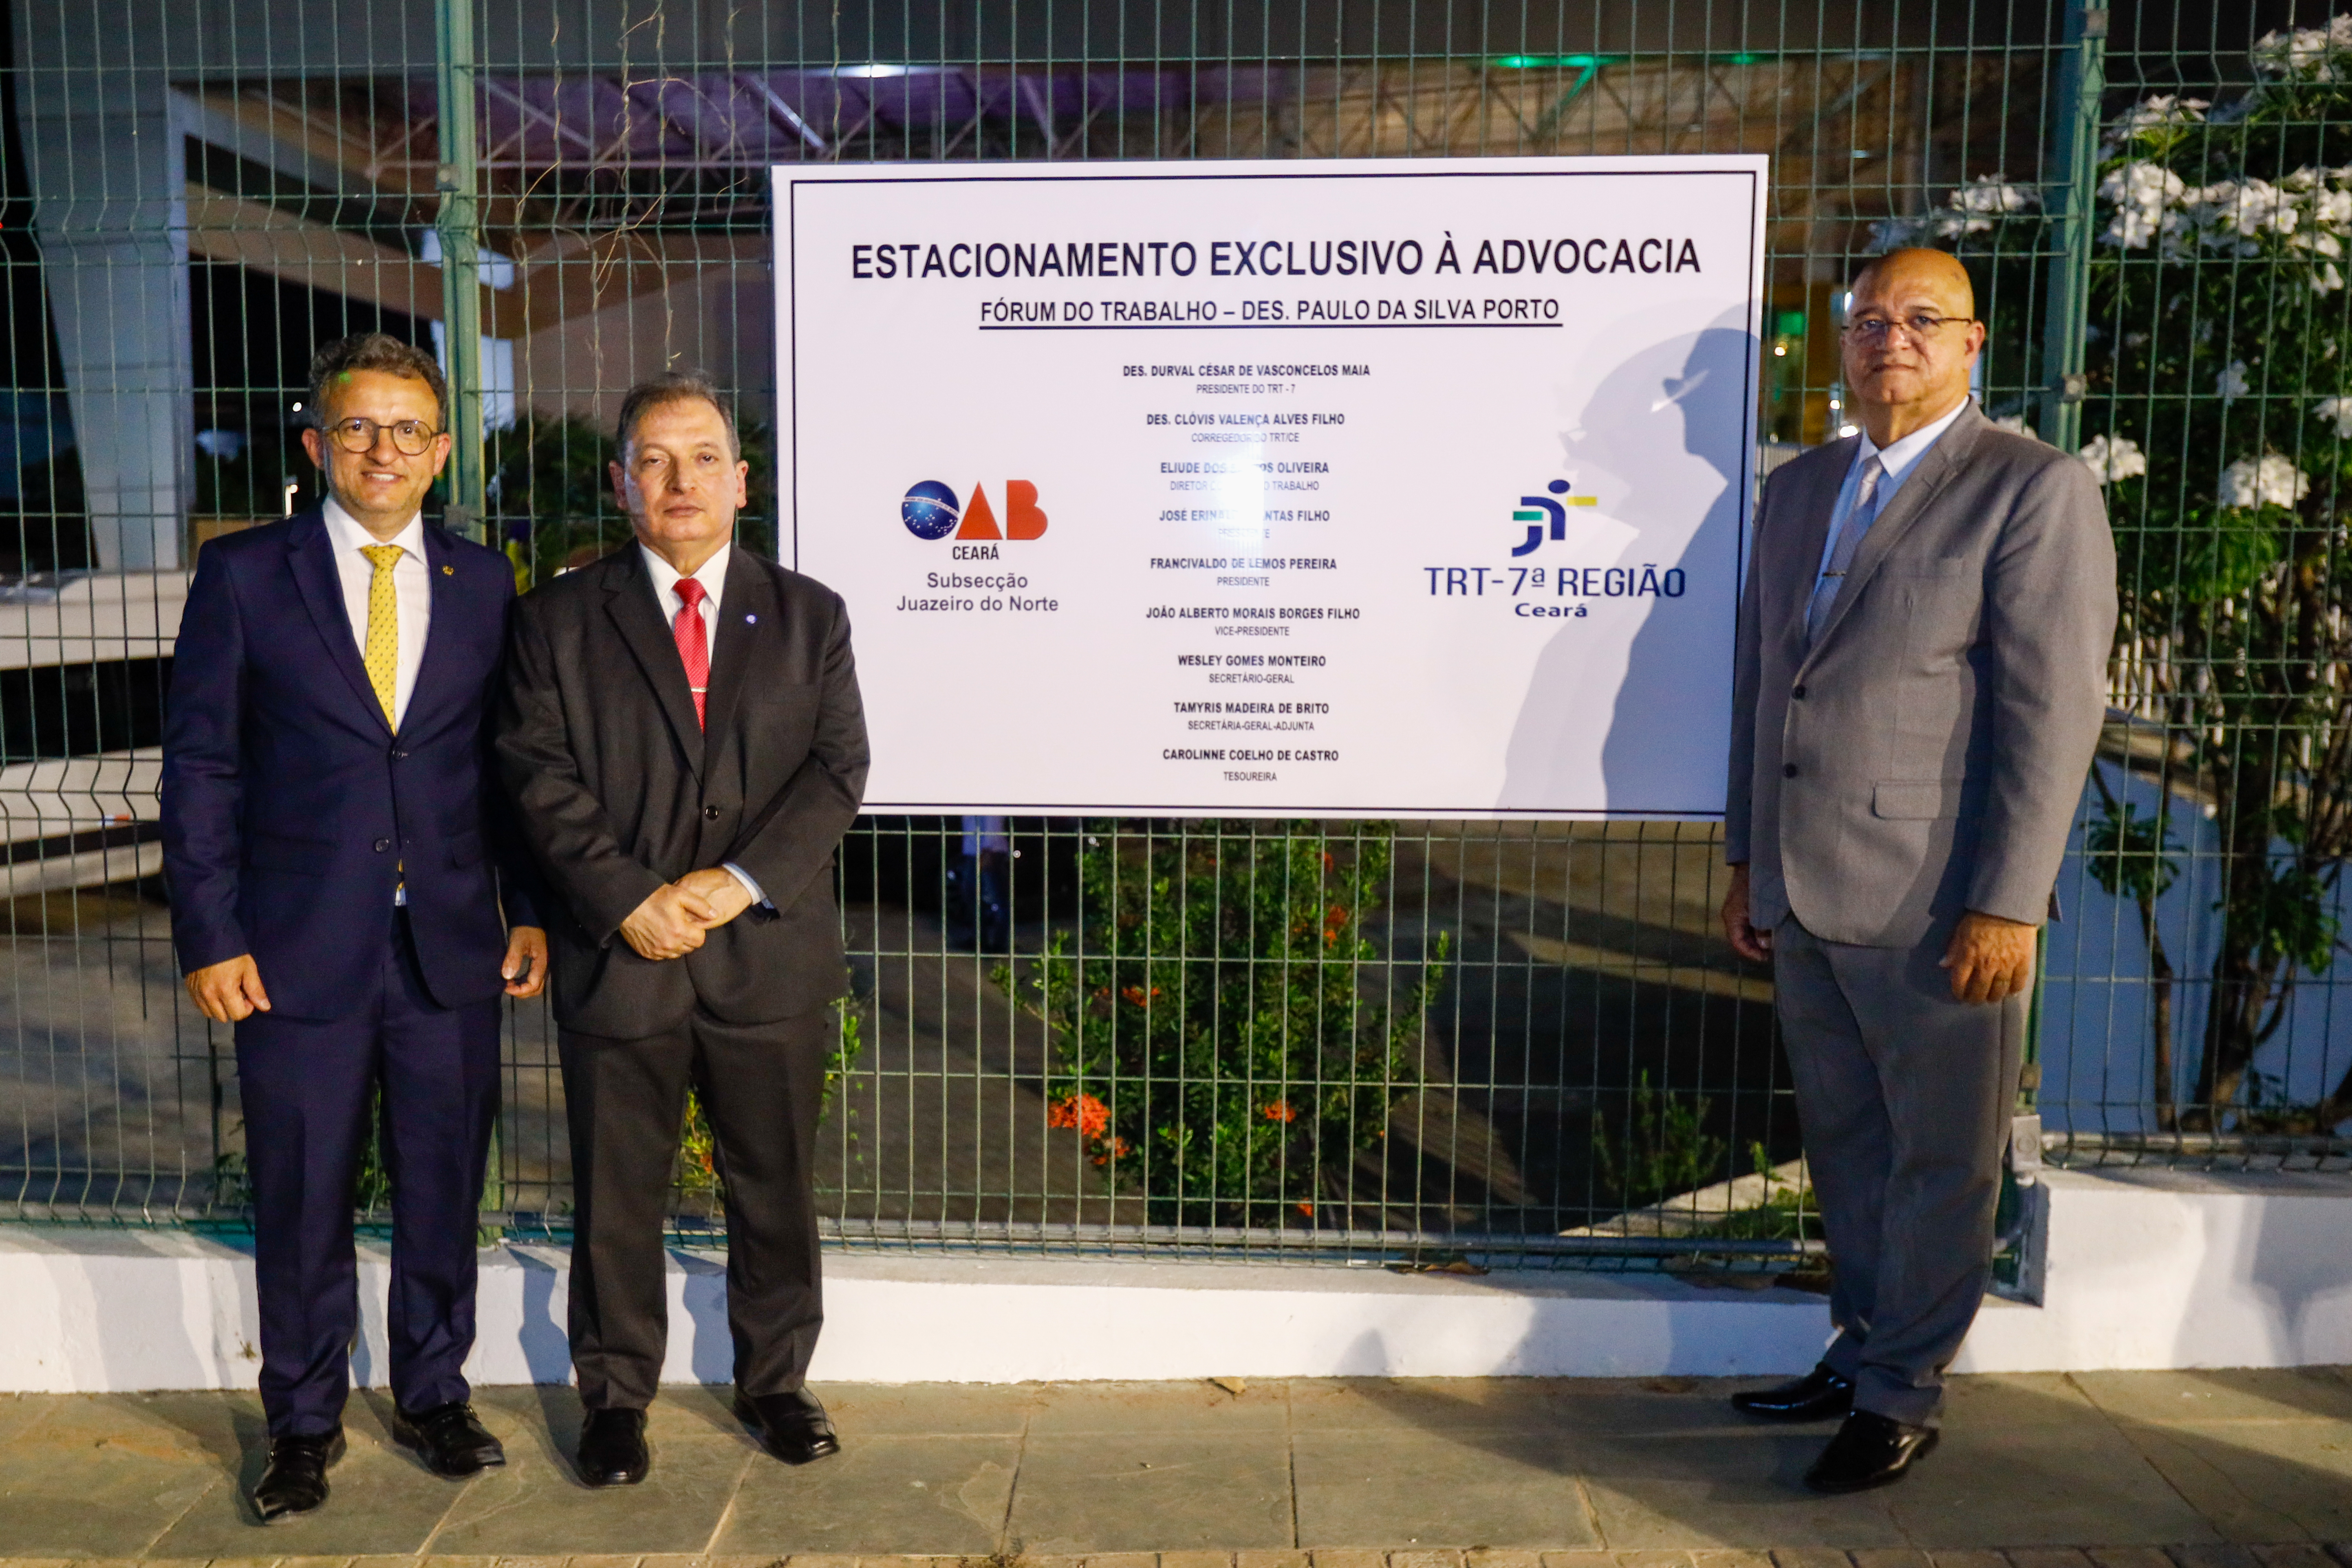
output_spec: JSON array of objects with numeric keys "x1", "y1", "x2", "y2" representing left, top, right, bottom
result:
[
  {"x1": 392, "y1": 1400, "x2": 506, "y2": 1477},
  {"x1": 1804, "y1": 1409, "x2": 1940, "y2": 1493},
  {"x1": 734, "y1": 1387, "x2": 840, "y2": 1464},
  {"x1": 250, "y1": 1427, "x2": 345, "y2": 1523},
  {"x1": 575, "y1": 1407, "x2": 650, "y2": 1486},
  {"x1": 1730, "y1": 1363, "x2": 1855, "y2": 1422}
]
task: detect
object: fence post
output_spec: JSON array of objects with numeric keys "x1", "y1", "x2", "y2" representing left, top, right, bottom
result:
[
  {"x1": 435, "y1": 0, "x2": 486, "y2": 543},
  {"x1": 2037, "y1": 0, "x2": 2107, "y2": 452}
]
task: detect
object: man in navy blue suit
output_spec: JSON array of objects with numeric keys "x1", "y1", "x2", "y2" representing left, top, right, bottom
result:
[{"x1": 162, "y1": 333, "x2": 547, "y2": 1524}]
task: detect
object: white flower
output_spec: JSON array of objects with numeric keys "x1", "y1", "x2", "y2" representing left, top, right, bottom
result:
[
  {"x1": 2113, "y1": 94, "x2": 2209, "y2": 134},
  {"x1": 2079, "y1": 435, "x2": 2147, "y2": 484},
  {"x1": 2099, "y1": 162, "x2": 2188, "y2": 248},
  {"x1": 2218, "y1": 361, "x2": 2252, "y2": 401},
  {"x1": 2320, "y1": 260, "x2": 2347, "y2": 294},
  {"x1": 1992, "y1": 414, "x2": 2040, "y2": 439},
  {"x1": 2190, "y1": 179, "x2": 2299, "y2": 243},
  {"x1": 2253, "y1": 18, "x2": 2352, "y2": 80},
  {"x1": 1926, "y1": 174, "x2": 2039, "y2": 237},
  {"x1": 2316, "y1": 395, "x2": 2352, "y2": 437},
  {"x1": 2219, "y1": 453, "x2": 2311, "y2": 510}
]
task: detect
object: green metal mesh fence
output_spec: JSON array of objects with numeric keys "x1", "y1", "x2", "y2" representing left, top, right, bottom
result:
[{"x1": 0, "y1": 2, "x2": 2340, "y2": 1270}]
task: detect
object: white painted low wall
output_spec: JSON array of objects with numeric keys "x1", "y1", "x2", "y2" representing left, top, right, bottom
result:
[{"x1": 5, "y1": 1165, "x2": 2348, "y2": 1393}]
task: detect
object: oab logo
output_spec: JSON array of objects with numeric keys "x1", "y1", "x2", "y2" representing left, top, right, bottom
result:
[
  {"x1": 1509, "y1": 479, "x2": 1598, "y2": 557},
  {"x1": 901, "y1": 480, "x2": 1049, "y2": 546}
]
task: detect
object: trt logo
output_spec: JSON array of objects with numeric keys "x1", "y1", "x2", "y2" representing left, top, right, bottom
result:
[
  {"x1": 1510, "y1": 479, "x2": 1597, "y2": 556},
  {"x1": 900, "y1": 480, "x2": 1049, "y2": 541}
]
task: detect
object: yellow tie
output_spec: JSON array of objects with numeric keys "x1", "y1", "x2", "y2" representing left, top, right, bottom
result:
[{"x1": 360, "y1": 544, "x2": 402, "y2": 730}]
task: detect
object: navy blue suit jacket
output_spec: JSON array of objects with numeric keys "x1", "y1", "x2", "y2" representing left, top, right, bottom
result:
[{"x1": 162, "y1": 511, "x2": 542, "y2": 1021}]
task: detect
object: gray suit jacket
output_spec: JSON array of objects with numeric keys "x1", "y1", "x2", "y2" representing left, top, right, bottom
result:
[{"x1": 1725, "y1": 403, "x2": 2116, "y2": 947}]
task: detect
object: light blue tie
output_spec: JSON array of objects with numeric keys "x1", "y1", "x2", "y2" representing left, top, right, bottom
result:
[{"x1": 1806, "y1": 454, "x2": 1886, "y2": 646}]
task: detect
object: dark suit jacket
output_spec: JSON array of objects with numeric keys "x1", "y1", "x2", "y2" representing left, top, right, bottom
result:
[
  {"x1": 161, "y1": 512, "x2": 543, "y2": 1020},
  {"x1": 494, "y1": 545, "x2": 868, "y2": 1039},
  {"x1": 1724, "y1": 403, "x2": 2117, "y2": 946}
]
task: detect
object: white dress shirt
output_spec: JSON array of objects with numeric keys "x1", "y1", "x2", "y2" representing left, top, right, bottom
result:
[
  {"x1": 323, "y1": 496, "x2": 430, "y2": 730},
  {"x1": 638, "y1": 541, "x2": 766, "y2": 908},
  {"x1": 1812, "y1": 396, "x2": 1974, "y2": 588},
  {"x1": 640, "y1": 540, "x2": 730, "y2": 665}
]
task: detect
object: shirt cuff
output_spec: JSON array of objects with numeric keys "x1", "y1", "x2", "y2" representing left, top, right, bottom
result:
[{"x1": 722, "y1": 862, "x2": 771, "y2": 908}]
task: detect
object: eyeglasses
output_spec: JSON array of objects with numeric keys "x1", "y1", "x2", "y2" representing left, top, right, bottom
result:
[
  {"x1": 323, "y1": 416, "x2": 442, "y2": 457},
  {"x1": 1843, "y1": 313, "x2": 1976, "y2": 346}
]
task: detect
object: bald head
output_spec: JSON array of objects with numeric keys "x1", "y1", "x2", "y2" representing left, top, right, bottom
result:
[
  {"x1": 1841, "y1": 248, "x2": 1986, "y2": 445},
  {"x1": 1853, "y1": 248, "x2": 1977, "y2": 318}
]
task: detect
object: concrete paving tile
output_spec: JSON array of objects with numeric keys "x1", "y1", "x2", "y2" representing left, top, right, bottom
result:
[
  {"x1": 467, "y1": 1385, "x2": 742, "y2": 1448},
  {"x1": 1882, "y1": 1416, "x2": 2219, "y2": 1550},
  {"x1": 770, "y1": 1556, "x2": 852, "y2": 1568},
  {"x1": 205, "y1": 1556, "x2": 293, "y2": 1568},
  {"x1": 422, "y1": 1437, "x2": 754, "y2": 1556},
  {"x1": 1614, "y1": 1554, "x2": 1698, "y2": 1568},
  {"x1": 1025, "y1": 1381, "x2": 1289, "y2": 1436},
  {"x1": 2072, "y1": 1371, "x2": 2352, "y2": 1427},
  {"x1": 2255, "y1": 1549, "x2": 2343, "y2": 1568},
  {"x1": 2124, "y1": 1422, "x2": 2352, "y2": 1542},
  {"x1": 142, "y1": 1415, "x2": 467, "y2": 1558},
  {"x1": 2089, "y1": 1550, "x2": 2178, "y2": 1568},
  {"x1": 0, "y1": 1402, "x2": 225, "y2": 1557},
  {"x1": 1585, "y1": 1464, "x2": 1911, "y2": 1550},
  {"x1": 1691, "y1": 1552, "x2": 1775, "y2": 1568},
  {"x1": 0, "y1": 1396, "x2": 64, "y2": 1449},
  {"x1": 807, "y1": 1384, "x2": 1040, "y2": 1438},
  {"x1": 1162, "y1": 1552, "x2": 1240, "y2": 1568},
  {"x1": 709, "y1": 1434, "x2": 1019, "y2": 1555},
  {"x1": 278, "y1": 1556, "x2": 359, "y2": 1568},
  {"x1": 1850, "y1": 1553, "x2": 1931, "y2": 1568},
  {"x1": 1237, "y1": 1552, "x2": 1310, "y2": 1568},
  {"x1": 1290, "y1": 1429, "x2": 1597, "y2": 1550},
  {"x1": 1535, "y1": 1555, "x2": 1612, "y2": 1568},
  {"x1": 1287, "y1": 1380, "x2": 1663, "y2": 1436},
  {"x1": 1771, "y1": 1549, "x2": 1856, "y2": 1568},
  {"x1": 1938, "y1": 1378, "x2": 2101, "y2": 1428},
  {"x1": 415, "y1": 1557, "x2": 499, "y2": 1568},
  {"x1": 568, "y1": 1555, "x2": 651, "y2": 1568},
  {"x1": 1464, "y1": 1551, "x2": 1546, "y2": 1568},
  {"x1": 1078, "y1": 1555, "x2": 1158, "y2": 1568},
  {"x1": 2169, "y1": 1551, "x2": 2263, "y2": 1568},
  {"x1": 2008, "y1": 1553, "x2": 2095, "y2": 1568},
  {"x1": 1006, "y1": 1433, "x2": 1294, "y2": 1553},
  {"x1": 1392, "y1": 1553, "x2": 1468, "y2": 1568},
  {"x1": 1307, "y1": 1552, "x2": 1385, "y2": 1568}
]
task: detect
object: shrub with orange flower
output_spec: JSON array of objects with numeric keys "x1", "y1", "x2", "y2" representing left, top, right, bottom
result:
[
  {"x1": 997, "y1": 820, "x2": 1449, "y2": 1228},
  {"x1": 1047, "y1": 1090, "x2": 1112, "y2": 1141}
]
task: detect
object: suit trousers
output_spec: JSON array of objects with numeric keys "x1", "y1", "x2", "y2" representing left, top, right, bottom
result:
[
  {"x1": 235, "y1": 911, "x2": 502, "y2": 1438},
  {"x1": 559, "y1": 1008, "x2": 829, "y2": 1409},
  {"x1": 1772, "y1": 915, "x2": 2026, "y2": 1427}
]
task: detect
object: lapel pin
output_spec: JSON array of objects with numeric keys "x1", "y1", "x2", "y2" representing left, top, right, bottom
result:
[
  {"x1": 745, "y1": 613, "x2": 757, "y2": 624},
  {"x1": 441, "y1": 565, "x2": 454, "y2": 576}
]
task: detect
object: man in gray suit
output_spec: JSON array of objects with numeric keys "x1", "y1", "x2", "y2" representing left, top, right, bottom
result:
[{"x1": 1721, "y1": 249, "x2": 2114, "y2": 1492}]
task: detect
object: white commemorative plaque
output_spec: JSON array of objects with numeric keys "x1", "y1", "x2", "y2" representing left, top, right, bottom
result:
[{"x1": 776, "y1": 154, "x2": 1766, "y2": 817}]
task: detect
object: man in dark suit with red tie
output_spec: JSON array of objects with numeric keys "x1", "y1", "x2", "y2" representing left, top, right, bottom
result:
[
  {"x1": 162, "y1": 333, "x2": 547, "y2": 1522},
  {"x1": 495, "y1": 372, "x2": 868, "y2": 1486}
]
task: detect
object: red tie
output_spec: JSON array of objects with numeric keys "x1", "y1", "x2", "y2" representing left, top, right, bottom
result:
[{"x1": 672, "y1": 577, "x2": 710, "y2": 728}]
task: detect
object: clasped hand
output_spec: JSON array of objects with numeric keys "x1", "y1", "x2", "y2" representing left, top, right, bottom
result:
[{"x1": 619, "y1": 867, "x2": 753, "y2": 961}]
